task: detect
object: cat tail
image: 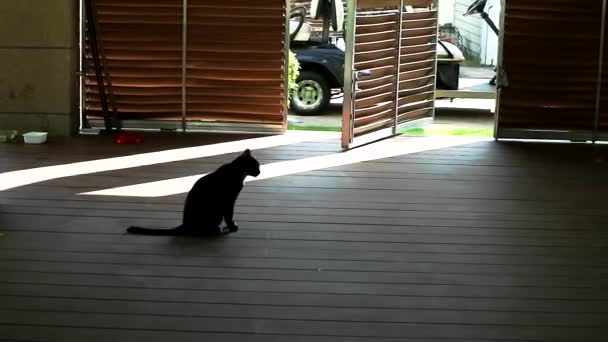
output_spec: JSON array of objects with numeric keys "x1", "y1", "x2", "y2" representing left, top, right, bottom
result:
[{"x1": 126, "y1": 225, "x2": 183, "y2": 235}]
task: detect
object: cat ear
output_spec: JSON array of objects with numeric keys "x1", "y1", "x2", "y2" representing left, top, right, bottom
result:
[{"x1": 243, "y1": 149, "x2": 251, "y2": 156}]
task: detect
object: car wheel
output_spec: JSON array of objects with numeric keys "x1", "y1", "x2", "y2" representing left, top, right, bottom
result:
[{"x1": 290, "y1": 70, "x2": 331, "y2": 116}]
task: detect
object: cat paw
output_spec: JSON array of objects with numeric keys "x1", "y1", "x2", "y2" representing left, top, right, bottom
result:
[{"x1": 220, "y1": 226, "x2": 237, "y2": 235}]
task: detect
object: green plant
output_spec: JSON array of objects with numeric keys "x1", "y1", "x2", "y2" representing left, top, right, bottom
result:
[
  {"x1": 288, "y1": 50, "x2": 300, "y2": 107},
  {"x1": 287, "y1": 123, "x2": 341, "y2": 132},
  {"x1": 399, "y1": 127, "x2": 493, "y2": 137}
]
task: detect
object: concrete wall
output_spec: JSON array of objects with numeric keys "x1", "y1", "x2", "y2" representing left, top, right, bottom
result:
[{"x1": 0, "y1": 0, "x2": 79, "y2": 136}]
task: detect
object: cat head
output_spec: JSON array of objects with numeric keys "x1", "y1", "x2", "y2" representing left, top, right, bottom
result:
[{"x1": 237, "y1": 149, "x2": 260, "y2": 177}]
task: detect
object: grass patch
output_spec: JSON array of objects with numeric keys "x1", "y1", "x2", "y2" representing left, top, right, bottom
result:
[
  {"x1": 287, "y1": 123, "x2": 493, "y2": 136},
  {"x1": 400, "y1": 126, "x2": 493, "y2": 137},
  {"x1": 287, "y1": 123, "x2": 341, "y2": 132}
]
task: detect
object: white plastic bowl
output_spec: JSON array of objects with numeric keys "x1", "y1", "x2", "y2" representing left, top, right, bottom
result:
[{"x1": 23, "y1": 131, "x2": 48, "y2": 144}]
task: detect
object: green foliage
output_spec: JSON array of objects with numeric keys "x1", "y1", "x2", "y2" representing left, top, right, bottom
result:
[
  {"x1": 287, "y1": 123, "x2": 341, "y2": 132},
  {"x1": 400, "y1": 127, "x2": 493, "y2": 137},
  {"x1": 288, "y1": 50, "x2": 300, "y2": 107}
]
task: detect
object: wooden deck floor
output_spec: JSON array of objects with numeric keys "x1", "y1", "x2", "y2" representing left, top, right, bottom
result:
[{"x1": 0, "y1": 132, "x2": 607, "y2": 341}]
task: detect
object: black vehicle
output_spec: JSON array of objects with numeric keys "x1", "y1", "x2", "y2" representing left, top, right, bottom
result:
[
  {"x1": 290, "y1": 41, "x2": 345, "y2": 116},
  {"x1": 288, "y1": 2, "x2": 346, "y2": 116}
]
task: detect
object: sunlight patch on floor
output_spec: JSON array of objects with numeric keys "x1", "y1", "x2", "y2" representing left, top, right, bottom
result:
[
  {"x1": 82, "y1": 135, "x2": 489, "y2": 197},
  {"x1": 0, "y1": 131, "x2": 337, "y2": 191}
]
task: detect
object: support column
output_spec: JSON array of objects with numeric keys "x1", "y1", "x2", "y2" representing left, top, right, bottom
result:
[{"x1": 0, "y1": 0, "x2": 79, "y2": 136}]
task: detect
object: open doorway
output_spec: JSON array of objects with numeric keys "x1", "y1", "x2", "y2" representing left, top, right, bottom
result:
[
  {"x1": 287, "y1": 0, "x2": 500, "y2": 140},
  {"x1": 422, "y1": 0, "x2": 497, "y2": 138}
]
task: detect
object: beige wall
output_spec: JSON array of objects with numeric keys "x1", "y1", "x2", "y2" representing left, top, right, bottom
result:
[{"x1": 0, "y1": 0, "x2": 79, "y2": 136}]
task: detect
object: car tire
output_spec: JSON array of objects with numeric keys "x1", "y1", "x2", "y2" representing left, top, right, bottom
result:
[{"x1": 290, "y1": 70, "x2": 331, "y2": 116}]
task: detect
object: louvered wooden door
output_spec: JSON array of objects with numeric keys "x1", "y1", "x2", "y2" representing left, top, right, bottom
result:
[
  {"x1": 84, "y1": 0, "x2": 184, "y2": 127},
  {"x1": 495, "y1": 0, "x2": 603, "y2": 140},
  {"x1": 84, "y1": 0, "x2": 288, "y2": 133},
  {"x1": 342, "y1": 0, "x2": 437, "y2": 149},
  {"x1": 186, "y1": 0, "x2": 287, "y2": 132}
]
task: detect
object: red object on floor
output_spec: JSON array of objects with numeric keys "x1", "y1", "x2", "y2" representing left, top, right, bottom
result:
[{"x1": 114, "y1": 132, "x2": 143, "y2": 144}]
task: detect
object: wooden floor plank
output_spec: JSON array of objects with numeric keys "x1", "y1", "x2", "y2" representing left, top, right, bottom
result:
[
  {"x1": 0, "y1": 259, "x2": 599, "y2": 289},
  {"x1": 0, "y1": 325, "x2": 515, "y2": 342},
  {"x1": 3, "y1": 193, "x2": 608, "y2": 217},
  {"x1": 1, "y1": 207, "x2": 606, "y2": 235},
  {"x1": 0, "y1": 283, "x2": 604, "y2": 314},
  {"x1": 0, "y1": 244, "x2": 601, "y2": 267},
  {"x1": 4, "y1": 202, "x2": 608, "y2": 226},
  {"x1": 1, "y1": 296, "x2": 604, "y2": 327},
  {"x1": 0, "y1": 309, "x2": 603, "y2": 340},
  {"x1": 1, "y1": 230, "x2": 602, "y2": 258}
]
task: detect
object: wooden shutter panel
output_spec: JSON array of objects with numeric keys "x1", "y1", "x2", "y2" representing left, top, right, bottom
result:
[
  {"x1": 354, "y1": 11, "x2": 400, "y2": 136},
  {"x1": 85, "y1": 0, "x2": 287, "y2": 130},
  {"x1": 186, "y1": 0, "x2": 286, "y2": 125},
  {"x1": 396, "y1": 8, "x2": 436, "y2": 126},
  {"x1": 352, "y1": 1, "x2": 435, "y2": 137},
  {"x1": 85, "y1": 0, "x2": 184, "y2": 121},
  {"x1": 497, "y1": 0, "x2": 602, "y2": 135}
]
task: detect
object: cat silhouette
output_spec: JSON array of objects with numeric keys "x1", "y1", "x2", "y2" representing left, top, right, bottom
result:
[{"x1": 127, "y1": 149, "x2": 260, "y2": 236}]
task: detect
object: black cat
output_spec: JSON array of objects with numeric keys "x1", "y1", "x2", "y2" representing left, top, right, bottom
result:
[{"x1": 127, "y1": 149, "x2": 260, "y2": 236}]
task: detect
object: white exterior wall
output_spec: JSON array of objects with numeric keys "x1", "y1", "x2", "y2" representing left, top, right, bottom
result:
[
  {"x1": 438, "y1": 0, "x2": 455, "y2": 25},
  {"x1": 480, "y1": 0, "x2": 500, "y2": 66},
  {"x1": 453, "y1": 0, "x2": 483, "y2": 63}
]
